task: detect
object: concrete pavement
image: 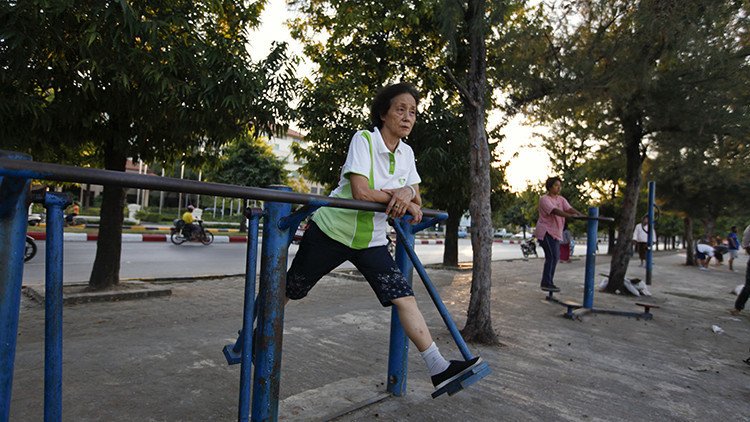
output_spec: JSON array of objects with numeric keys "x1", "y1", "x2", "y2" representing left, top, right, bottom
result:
[{"x1": 8, "y1": 251, "x2": 749, "y2": 420}]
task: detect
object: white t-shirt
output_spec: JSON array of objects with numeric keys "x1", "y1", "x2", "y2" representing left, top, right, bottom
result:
[
  {"x1": 313, "y1": 127, "x2": 421, "y2": 249},
  {"x1": 696, "y1": 243, "x2": 714, "y2": 257},
  {"x1": 633, "y1": 224, "x2": 655, "y2": 243}
]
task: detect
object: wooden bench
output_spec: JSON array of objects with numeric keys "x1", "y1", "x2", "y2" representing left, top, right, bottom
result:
[{"x1": 635, "y1": 302, "x2": 660, "y2": 319}]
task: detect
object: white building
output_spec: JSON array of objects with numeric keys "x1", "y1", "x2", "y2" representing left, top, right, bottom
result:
[{"x1": 267, "y1": 128, "x2": 325, "y2": 195}]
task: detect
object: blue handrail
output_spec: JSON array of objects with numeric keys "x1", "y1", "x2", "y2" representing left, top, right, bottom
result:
[{"x1": 0, "y1": 153, "x2": 454, "y2": 422}]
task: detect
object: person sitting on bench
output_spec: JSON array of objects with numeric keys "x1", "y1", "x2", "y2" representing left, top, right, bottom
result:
[{"x1": 285, "y1": 83, "x2": 479, "y2": 392}]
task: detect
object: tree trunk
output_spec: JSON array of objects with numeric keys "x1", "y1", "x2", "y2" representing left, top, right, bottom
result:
[
  {"x1": 702, "y1": 216, "x2": 716, "y2": 241},
  {"x1": 607, "y1": 224, "x2": 616, "y2": 256},
  {"x1": 457, "y1": 0, "x2": 498, "y2": 345},
  {"x1": 442, "y1": 208, "x2": 461, "y2": 266},
  {"x1": 684, "y1": 216, "x2": 695, "y2": 266},
  {"x1": 605, "y1": 113, "x2": 644, "y2": 293},
  {"x1": 89, "y1": 141, "x2": 127, "y2": 290}
]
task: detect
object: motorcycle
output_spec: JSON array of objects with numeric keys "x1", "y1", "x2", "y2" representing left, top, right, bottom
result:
[
  {"x1": 520, "y1": 237, "x2": 538, "y2": 259},
  {"x1": 25, "y1": 235, "x2": 37, "y2": 262},
  {"x1": 170, "y1": 219, "x2": 214, "y2": 245},
  {"x1": 28, "y1": 213, "x2": 44, "y2": 226}
]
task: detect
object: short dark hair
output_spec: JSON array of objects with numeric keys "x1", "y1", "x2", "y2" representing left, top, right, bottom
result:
[
  {"x1": 370, "y1": 83, "x2": 420, "y2": 129},
  {"x1": 545, "y1": 177, "x2": 562, "y2": 191}
]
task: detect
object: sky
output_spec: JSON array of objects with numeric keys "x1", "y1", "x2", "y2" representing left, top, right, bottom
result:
[{"x1": 247, "y1": 0, "x2": 552, "y2": 192}]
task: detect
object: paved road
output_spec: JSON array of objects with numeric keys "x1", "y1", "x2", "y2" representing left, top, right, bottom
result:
[{"x1": 21, "y1": 238, "x2": 607, "y2": 284}]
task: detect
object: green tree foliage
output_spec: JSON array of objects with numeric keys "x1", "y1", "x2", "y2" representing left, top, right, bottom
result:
[
  {"x1": 1, "y1": 1, "x2": 297, "y2": 289},
  {"x1": 207, "y1": 134, "x2": 288, "y2": 188},
  {"x1": 507, "y1": 0, "x2": 750, "y2": 291},
  {"x1": 288, "y1": 0, "x2": 448, "y2": 189}
]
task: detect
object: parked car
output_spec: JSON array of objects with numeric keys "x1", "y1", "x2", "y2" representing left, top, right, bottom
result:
[
  {"x1": 457, "y1": 228, "x2": 468, "y2": 238},
  {"x1": 493, "y1": 229, "x2": 509, "y2": 238}
]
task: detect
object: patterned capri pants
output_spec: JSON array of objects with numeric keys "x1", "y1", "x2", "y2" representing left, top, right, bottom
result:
[{"x1": 286, "y1": 222, "x2": 414, "y2": 307}]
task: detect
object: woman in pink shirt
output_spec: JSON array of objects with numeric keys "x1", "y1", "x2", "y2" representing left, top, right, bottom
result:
[{"x1": 535, "y1": 177, "x2": 583, "y2": 292}]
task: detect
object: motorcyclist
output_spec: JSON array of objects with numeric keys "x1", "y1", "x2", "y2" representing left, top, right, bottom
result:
[
  {"x1": 181, "y1": 205, "x2": 196, "y2": 240},
  {"x1": 65, "y1": 202, "x2": 80, "y2": 225}
]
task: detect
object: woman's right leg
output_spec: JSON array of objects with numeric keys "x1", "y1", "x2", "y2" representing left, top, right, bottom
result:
[
  {"x1": 539, "y1": 234, "x2": 560, "y2": 288},
  {"x1": 286, "y1": 222, "x2": 351, "y2": 302}
]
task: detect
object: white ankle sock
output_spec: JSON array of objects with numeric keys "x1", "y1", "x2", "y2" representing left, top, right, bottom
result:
[{"x1": 420, "y1": 342, "x2": 450, "y2": 376}]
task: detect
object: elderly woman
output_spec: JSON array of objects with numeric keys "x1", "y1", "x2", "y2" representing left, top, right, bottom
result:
[
  {"x1": 535, "y1": 177, "x2": 584, "y2": 292},
  {"x1": 285, "y1": 83, "x2": 480, "y2": 392}
]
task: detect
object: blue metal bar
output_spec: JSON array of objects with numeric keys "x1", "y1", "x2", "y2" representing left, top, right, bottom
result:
[
  {"x1": 0, "y1": 158, "x2": 447, "y2": 218},
  {"x1": 387, "y1": 218, "x2": 414, "y2": 396},
  {"x1": 238, "y1": 208, "x2": 262, "y2": 422},
  {"x1": 44, "y1": 192, "x2": 70, "y2": 422},
  {"x1": 0, "y1": 151, "x2": 32, "y2": 422},
  {"x1": 391, "y1": 218, "x2": 473, "y2": 361},
  {"x1": 646, "y1": 181, "x2": 655, "y2": 285},
  {"x1": 279, "y1": 205, "x2": 320, "y2": 246},
  {"x1": 408, "y1": 215, "x2": 448, "y2": 234},
  {"x1": 252, "y1": 186, "x2": 292, "y2": 422},
  {"x1": 582, "y1": 207, "x2": 600, "y2": 309}
]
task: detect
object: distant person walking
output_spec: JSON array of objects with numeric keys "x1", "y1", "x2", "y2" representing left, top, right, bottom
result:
[
  {"x1": 727, "y1": 226, "x2": 740, "y2": 271},
  {"x1": 730, "y1": 225, "x2": 750, "y2": 315},
  {"x1": 535, "y1": 177, "x2": 584, "y2": 292},
  {"x1": 632, "y1": 216, "x2": 655, "y2": 267}
]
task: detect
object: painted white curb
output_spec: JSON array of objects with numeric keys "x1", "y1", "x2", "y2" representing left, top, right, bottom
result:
[
  {"x1": 63, "y1": 233, "x2": 88, "y2": 242},
  {"x1": 122, "y1": 233, "x2": 144, "y2": 242}
]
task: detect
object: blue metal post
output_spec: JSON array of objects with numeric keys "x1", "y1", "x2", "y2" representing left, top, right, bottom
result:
[
  {"x1": 646, "y1": 181, "x2": 655, "y2": 285},
  {"x1": 251, "y1": 187, "x2": 292, "y2": 422},
  {"x1": 387, "y1": 218, "x2": 414, "y2": 396},
  {"x1": 583, "y1": 207, "x2": 600, "y2": 309},
  {"x1": 0, "y1": 151, "x2": 31, "y2": 422},
  {"x1": 238, "y1": 208, "x2": 262, "y2": 422},
  {"x1": 44, "y1": 193, "x2": 69, "y2": 422},
  {"x1": 391, "y1": 220, "x2": 473, "y2": 361}
]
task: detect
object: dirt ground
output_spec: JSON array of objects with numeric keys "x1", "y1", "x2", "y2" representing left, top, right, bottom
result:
[{"x1": 9, "y1": 251, "x2": 750, "y2": 421}]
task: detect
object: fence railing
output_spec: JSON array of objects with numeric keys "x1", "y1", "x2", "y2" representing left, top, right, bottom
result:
[{"x1": 0, "y1": 150, "x2": 455, "y2": 421}]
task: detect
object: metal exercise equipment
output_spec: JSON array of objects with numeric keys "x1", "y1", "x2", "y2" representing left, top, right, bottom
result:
[
  {"x1": 544, "y1": 208, "x2": 657, "y2": 321},
  {"x1": 0, "y1": 153, "x2": 488, "y2": 422},
  {"x1": 390, "y1": 218, "x2": 491, "y2": 398}
]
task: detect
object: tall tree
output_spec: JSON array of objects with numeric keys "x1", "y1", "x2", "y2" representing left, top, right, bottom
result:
[
  {"x1": 409, "y1": 97, "x2": 509, "y2": 267},
  {"x1": 439, "y1": 0, "x2": 510, "y2": 343},
  {"x1": 1, "y1": 1, "x2": 297, "y2": 289},
  {"x1": 507, "y1": 0, "x2": 750, "y2": 292}
]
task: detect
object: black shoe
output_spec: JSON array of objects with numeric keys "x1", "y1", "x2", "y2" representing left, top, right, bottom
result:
[
  {"x1": 541, "y1": 284, "x2": 560, "y2": 292},
  {"x1": 431, "y1": 357, "x2": 482, "y2": 389}
]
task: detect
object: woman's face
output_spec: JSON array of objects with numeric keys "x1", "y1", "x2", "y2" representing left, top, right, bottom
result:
[
  {"x1": 549, "y1": 180, "x2": 562, "y2": 195},
  {"x1": 380, "y1": 93, "x2": 417, "y2": 139}
]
